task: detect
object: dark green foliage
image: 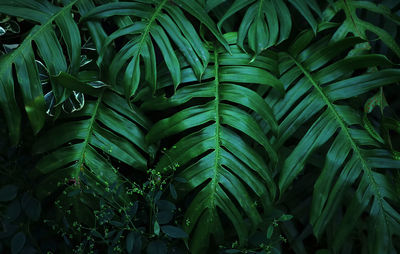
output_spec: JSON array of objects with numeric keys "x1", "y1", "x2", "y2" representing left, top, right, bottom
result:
[{"x1": 1, "y1": 0, "x2": 400, "y2": 253}]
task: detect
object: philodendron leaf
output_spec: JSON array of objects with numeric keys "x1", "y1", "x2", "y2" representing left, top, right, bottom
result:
[
  {"x1": 0, "y1": 0, "x2": 82, "y2": 144},
  {"x1": 271, "y1": 31, "x2": 400, "y2": 254},
  {"x1": 80, "y1": 0, "x2": 220, "y2": 97},
  {"x1": 34, "y1": 89, "x2": 154, "y2": 222},
  {"x1": 218, "y1": 0, "x2": 321, "y2": 54},
  {"x1": 324, "y1": 0, "x2": 400, "y2": 57},
  {"x1": 145, "y1": 33, "x2": 281, "y2": 254}
]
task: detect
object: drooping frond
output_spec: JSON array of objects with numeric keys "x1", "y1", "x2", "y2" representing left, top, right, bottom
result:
[
  {"x1": 142, "y1": 33, "x2": 282, "y2": 254},
  {"x1": 80, "y1": 0, "x2": 229, "y2": 98},
  {"x1": 0, "y1": 0, "x2": 82, "y2": 144},
  {"x1": 270, "y1": 30, "x2": 400, "y2": 253},
  {"x1": 34, "y1": 80, "x2": 154, "y2": 221},
  {"x1": 217, "y1": 0, "x2": 322, "y2": 55}
]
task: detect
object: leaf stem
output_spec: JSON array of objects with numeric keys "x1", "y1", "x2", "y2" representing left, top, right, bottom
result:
[{"x1": 286, "y1": 52, "x2": 389, "y2": 234}]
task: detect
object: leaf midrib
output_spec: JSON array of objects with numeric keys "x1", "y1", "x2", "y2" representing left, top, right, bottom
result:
[
  {"x1": 76, "y1": 92, "x2": 103, "y2": 173},
  {"x1": 129, "y1": 0, "x2": 168, "y2": 84},
  {"x1": 341, "y1": 0, "x2": 365, "y2": 39},
  {"x1": 286, "y1": 52, "x2": 389, "y2": 232},
  {"x1": 257, "y1": 0, "x2": 265, "y2": 19},
  {"x1": 209, "y1": 48, "x2": 222, "y2": 209}
]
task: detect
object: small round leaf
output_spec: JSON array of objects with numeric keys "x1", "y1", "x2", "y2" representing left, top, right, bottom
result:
[
  {"x1": 11, "y1": 232, "x2": 26, "y2": 254},
  {"x1": 169, "y1": 184, "x2": 177, "y2": 200},
  {"x1": 278, "y1": 214, "x2": 293, "y2": 222},
  {"x1": 21, "y1": 193, "x2": 41, "y2": 221},
  {"x1": 5, "y1": 200, "x2": 21, "y2": 222},
  {"x1": 161, "y1": 225, "x2": 188, "y2": 238},
  {"x1": 154, "y1": 221, "x2": 160, "y2": 236},
  {"x1": 0, "y1": 184, "x2": 18, "y2": 202}
]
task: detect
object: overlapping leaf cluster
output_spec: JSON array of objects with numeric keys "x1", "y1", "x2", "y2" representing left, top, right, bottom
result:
[{"x1": 0, "y1": 0, "x2": 400, "y2": 253}]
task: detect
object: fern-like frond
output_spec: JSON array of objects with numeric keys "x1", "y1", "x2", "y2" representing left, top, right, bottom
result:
[
  {"x1": 271, "y1": 31, "x2": 400, "y2": 253},
  {"x1": 80, "y1": 0, "x2": 229, "y2": 98},
  {"x1": 217, "y1": 0, "x2": 322, "y2": 55},
  {"x1": 142, "y1": 33, "x2": 282, "y2": 254},
  {"x1": 324, "y1": 0, "x2": 400, "y2": 58},
  {"x1": 33, "y1": 82, "x2": 153, "y2": 222},
  {"x1": 0, "y1": 0, "x2": 82, "y2": 145}
]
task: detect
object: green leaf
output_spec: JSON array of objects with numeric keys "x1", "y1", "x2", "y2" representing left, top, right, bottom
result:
[
  {"x1": 0, "y1": 0, "x2": 82, "y2": 144},
  {"x1": 157, "y1": 200, "x2": 176, "y2": 224},
  {"x1": 161, "y1": 225, "x2": 188, "y2": 238},
  {"x1": 91, "y1": 230, "x2": 103, "y2": 239},
  {"x1": 278, "y1": 214, "x2": 293, "y2": 221},
  {"x1": 169, "y1": 184, "x2": 177, "y2": 200},
  {"x1": 174, "y1": 0, "x2": 230, "y2": 53},
  {"x1": 218, "y1": 0, "x2": 320, "y2": 54},
  {"x1": 5, "y1": 200, "x2": 21, "y2": 222},
  {"x1": 34, "y1": 90, "x2": 154, "y2": 220},
  {"x1": 271, "y1": 33, "x2": 400, "y2": 253},
  {"x1": 224, "y1": 250, "x2": 242, "y2": 254},
  {"x1": 11, "y1": 232, "x2": 25, "y2": 254},
  {"x1": 154, "y1": 221, "x2": 160, "y2": 236},
  {"x1": 52, "y1": 72, "x2": 105, "y2": 97},
  {"x1": 126, "y1": 231, "x2": 135, "y2": 253},
  {"x1": 267, "y1": 225, "x2": 274, "y2": 239},
  {"x1": 324, "y1": 0, "x2": 400, "y2": 58},
  {"x1": 0, "y1": 184, "x2": 18, "y2": 202},
  {"x1": 81, "y1": 0, "x2": 212, "y2": 97},
  {"x1": 21, "y1": 192, "x2": 41, "y2": 221},
  {"x1": 145, "y1": 34, "x2": 281, "y2": 254}
]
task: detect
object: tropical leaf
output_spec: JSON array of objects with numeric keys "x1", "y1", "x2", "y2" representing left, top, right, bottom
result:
[
  {"x1": 197, "y1": 0, "x2": 227, "y2": 13},
  {"x1": 268, "y1": 30, "x2": 400, "y2": 253},
  {"x1": 323, "y1": 0, "x2": 400, "y2": 58},
  {"x1": 1, "y1": 0, "x2": 400, "y2": 252},
  {"x1": 33, "y1": 79, "x2": 154, "y2": 221},
  {"x1": 0, "y1": 0, "x2": 82, "y2": 145},
  {"x1": 143, "y1": 33, "x2": 282, "y2": 254},
  {"x1": 217, "y1": 0, "x2": 322, "y2": 55},
  {"x1": 80, "y1": 0, "x2": 230, "y2": 98}
]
